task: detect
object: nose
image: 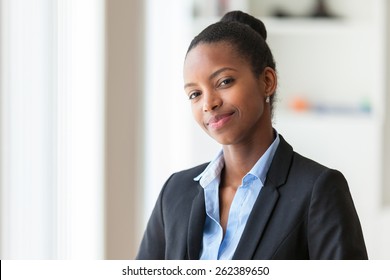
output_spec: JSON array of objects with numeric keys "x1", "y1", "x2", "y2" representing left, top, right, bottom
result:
[{"x1": 202, "y1": 91, "x2": 222, "y2": 112}]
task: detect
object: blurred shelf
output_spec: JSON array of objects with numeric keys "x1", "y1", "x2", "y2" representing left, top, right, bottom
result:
[{"x1": 274, "y1": 110, "x2": 378, "y2": 126}]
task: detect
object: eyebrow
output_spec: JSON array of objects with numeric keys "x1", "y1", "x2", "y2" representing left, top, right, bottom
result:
[{"x1": 184, "y1": 67, "x2": 237, "y2": 89}]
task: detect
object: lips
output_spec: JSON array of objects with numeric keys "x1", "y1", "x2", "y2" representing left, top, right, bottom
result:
[{"x1": 206, "y1": 112, "x2": 235, "y2": 130}]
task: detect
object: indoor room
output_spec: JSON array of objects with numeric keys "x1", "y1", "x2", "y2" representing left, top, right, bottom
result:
[{"x1": 1, "y1": 0, "x2": 389, "y2": 260}]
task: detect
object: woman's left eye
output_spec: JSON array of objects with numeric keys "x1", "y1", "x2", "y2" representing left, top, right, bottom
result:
[{"x1": 219, "y1": 78, "x2": 234, "y2": 87}]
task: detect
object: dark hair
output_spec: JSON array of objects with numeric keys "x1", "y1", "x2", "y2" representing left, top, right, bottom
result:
[{"x1": 186, "y1": 11, "x2": 277, "y2": 107}]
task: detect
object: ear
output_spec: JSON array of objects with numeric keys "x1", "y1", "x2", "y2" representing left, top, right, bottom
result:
[{"x1": 262, "y1": 67, "x2": 277, "y2": 96}]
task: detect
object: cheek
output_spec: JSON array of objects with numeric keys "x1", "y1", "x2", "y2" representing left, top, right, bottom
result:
[
  {"x1": 235, "y1": 89, "x2": 265, "y2": 119},
  {"x1": 191, "y1": 103, "x2": 204, "y2": 126}
]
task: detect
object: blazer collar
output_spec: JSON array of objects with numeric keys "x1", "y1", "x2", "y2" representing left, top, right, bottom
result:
[
  {"x1": 265, "y1": 134, "x2": 293, "y2": 187},
  {"x1": 233, "y1": 135, "x2": 294, "y2": 259}
]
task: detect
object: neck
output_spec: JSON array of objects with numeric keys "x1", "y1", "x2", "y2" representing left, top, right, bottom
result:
[{"x1": 222, "y1": 126, "x2": 274, "y2": 187}]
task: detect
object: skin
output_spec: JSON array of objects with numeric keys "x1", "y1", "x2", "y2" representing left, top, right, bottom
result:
[{"x1": 184, "y1": 42, "x2": 277, "y2": 234}]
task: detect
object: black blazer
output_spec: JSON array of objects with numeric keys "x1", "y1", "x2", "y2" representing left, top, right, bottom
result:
[{"x1": 136, "y1": 135, "x2": 368, "y2": 260}]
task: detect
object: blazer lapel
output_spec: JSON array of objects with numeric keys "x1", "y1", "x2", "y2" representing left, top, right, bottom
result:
[
  {"x1": 233, "y1": 135, "x2": 294, "y2": 259},
  {"x1": 187, "y1": 185, "x2": 206, "y2": 260},
  {"x1": 233, "y1": 183, "x2": 279, "y2": 259}
]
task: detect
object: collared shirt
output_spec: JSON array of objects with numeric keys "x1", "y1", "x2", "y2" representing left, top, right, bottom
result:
[{"x1": 194, "y1": 133, "x2": 280, "y2": 260}]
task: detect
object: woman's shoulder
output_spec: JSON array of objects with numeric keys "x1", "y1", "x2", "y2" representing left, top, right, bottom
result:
[
  {"x1": 173, "y1": 162, "x2": 210, "y2": 179},
  {"x1": 158, "y1": 163, "x2": 209, "y2": 209},
  {"x1": 288, "y1": 151, "x2": 348, "y2": 192},
  {"x1": 161, "y1": 162, "x2": 209, "y2": 194},
  {"x1": 277, "y1": 135, "x2": 346, "y2": 185},
  {"x1": 278, "y1": 134, "x2": 338, "y2": 174}
]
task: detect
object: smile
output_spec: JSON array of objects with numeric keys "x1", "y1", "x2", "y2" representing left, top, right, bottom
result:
[{"x1": 206, "y1": 112, "x2": 235, "y2": 130}]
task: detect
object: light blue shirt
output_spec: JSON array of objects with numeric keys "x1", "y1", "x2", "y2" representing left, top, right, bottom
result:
[{"x1": 194, "y1": 133, "x2": 280, "y2": 260}]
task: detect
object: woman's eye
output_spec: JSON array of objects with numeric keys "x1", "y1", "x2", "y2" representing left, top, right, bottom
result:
[
  {"x1": 219, "y1": 78, "x2": 234, "y2": 87},
  {"x1": 188, "y1": 91, "x2": 201, "y2": 100}
]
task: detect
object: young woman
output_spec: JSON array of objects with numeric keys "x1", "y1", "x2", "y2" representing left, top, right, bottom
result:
[{"x1": 136, "y1": 11, "x2": 368, "y2": 260}]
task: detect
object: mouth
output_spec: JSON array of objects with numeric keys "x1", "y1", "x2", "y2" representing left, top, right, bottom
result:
[{"x1": 206, "y1": 112, "x2": 235, "y2": 130}]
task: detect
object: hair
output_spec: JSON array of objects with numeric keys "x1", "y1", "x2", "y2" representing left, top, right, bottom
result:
[{"x1": 186, "y1": 10, "x2": 277, "y2": 109}]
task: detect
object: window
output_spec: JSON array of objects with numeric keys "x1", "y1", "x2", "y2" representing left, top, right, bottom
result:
[{"x1": 0, "y1": 0, "x2": 104, "y2": 259}]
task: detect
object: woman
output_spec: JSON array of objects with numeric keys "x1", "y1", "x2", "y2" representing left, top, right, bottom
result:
[{"x1": 136, "y1": 11, "x2": 368, "y2": 260}]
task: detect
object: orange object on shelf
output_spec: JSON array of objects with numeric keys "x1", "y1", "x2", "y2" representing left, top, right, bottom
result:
[{"x1": 289, "y1": 96, "x2": 310, "y2": 112}]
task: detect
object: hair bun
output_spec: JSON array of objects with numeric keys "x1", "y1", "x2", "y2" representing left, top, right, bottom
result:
[{"x1": 220, "y1": 10, "x2": 267, "y2": 40}]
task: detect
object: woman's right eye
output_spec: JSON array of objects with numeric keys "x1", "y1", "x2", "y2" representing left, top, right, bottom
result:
[{"x1": 188, "y1": 91, "x2": 201, "y2": 100}]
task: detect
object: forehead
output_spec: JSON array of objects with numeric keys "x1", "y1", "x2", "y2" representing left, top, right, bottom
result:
[{"x1": 184, "y1": 42, "x2": 247, "y2": 79}]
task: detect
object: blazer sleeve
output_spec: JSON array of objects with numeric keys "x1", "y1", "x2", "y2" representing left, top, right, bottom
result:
[
  {"x1": 135, "y1": 176, "x2": 171, "y2": 260},
  {"x1": 307, "y1": 169, "x2": 368, "y2": 259}
]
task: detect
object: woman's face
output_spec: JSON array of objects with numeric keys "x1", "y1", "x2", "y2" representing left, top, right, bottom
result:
[{"x1": 183, "y1": 42, "x2": 275, "y2": 146}]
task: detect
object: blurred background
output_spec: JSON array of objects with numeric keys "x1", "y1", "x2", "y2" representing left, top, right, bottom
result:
[{"x1": 0, "y1": 0, "x2": 389, "y2": 259}]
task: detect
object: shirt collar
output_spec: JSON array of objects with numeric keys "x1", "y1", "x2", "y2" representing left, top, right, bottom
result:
[
  {"x1": 193, "y1": 149, "x2": 224, "y2": 187},
  {"x1": 194, "y1": 131, "x2": 280, "y2": 187}
]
